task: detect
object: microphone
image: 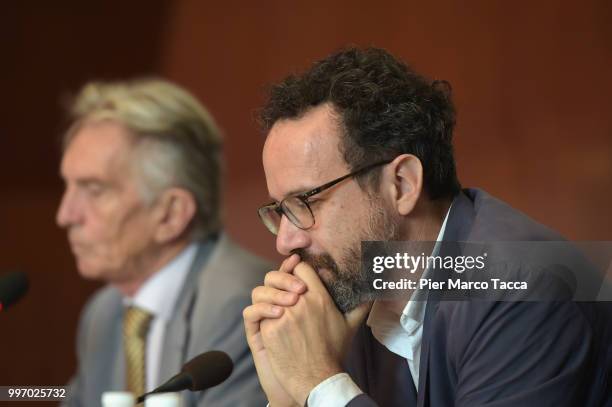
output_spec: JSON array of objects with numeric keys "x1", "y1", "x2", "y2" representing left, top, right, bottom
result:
[
  {"x1": 0, "y1": 271, "x2": 29, "y2": 312},
  {"x1": 137, "y1": 350, "x2": 233, "y2": 403}
]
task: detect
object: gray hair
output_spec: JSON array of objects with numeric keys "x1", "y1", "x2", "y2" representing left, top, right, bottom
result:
[{"x1": 65, "y1": 78, "x2": 223, "y2": 240}]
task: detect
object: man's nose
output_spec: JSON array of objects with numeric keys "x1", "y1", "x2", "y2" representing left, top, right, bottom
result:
[
  {"x1": 56, "y1": 188, "x2": 82, "y2": 228},
  {"x1": 275, "y1": 215, "x2": 311, "y2": 256}
]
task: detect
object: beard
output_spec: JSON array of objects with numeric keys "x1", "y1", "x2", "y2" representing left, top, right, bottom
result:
[{"x1": 295, "y1": 199, "x2": 401, "y2": 313}]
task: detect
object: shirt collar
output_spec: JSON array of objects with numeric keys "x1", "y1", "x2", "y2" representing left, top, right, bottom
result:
[
  {"x1": 367, "y1": 203, "x2": 452, "y2": 331},
  {"x1": 399, "y1": 204, "x2": 451, "y2": 324},
  {"x1": 124, "y1": 242, "x2": 198, "y2": 321}
]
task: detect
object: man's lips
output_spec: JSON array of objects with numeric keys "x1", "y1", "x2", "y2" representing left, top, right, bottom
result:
[{"x1": 67, "y1": 238, "x2": 87, "y2": 255}]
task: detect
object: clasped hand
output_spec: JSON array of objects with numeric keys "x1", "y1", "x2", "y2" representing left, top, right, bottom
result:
[{"x1": 243, "y1": 254, "x2": 370, "y2": 406}]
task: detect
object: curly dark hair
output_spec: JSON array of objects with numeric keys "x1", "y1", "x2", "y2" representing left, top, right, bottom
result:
[{"x1": 259, "y1": 47, "x2": 461, "y2": 200}]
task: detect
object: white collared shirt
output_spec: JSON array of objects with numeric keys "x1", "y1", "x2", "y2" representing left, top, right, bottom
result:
[
  {"x1": 307, "y1": 208, "x2": 451, "y2": 407},
  {"x1": 123, "y1": 243, "x2": 197, "y2": 391}
]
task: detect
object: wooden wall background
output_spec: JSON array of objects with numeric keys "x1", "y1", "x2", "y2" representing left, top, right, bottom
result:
[{"x1": 0, "y1": 0, "x2": 610, "y2": 397}]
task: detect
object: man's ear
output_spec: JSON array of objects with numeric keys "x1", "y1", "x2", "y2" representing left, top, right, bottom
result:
[
  {"x1": 384, "y1": 154, "x2": 423, "y2": 216},
  {"x1": 152, "y1": 187, "x2": 197, "y2": 243}
]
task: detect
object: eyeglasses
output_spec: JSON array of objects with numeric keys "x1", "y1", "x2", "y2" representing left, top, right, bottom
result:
[{"x1": 258, "y1": 160, "x2": 392, "y2": 235}]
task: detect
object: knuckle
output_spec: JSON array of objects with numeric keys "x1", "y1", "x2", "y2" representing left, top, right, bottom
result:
[
  {"x1": 275, "y1": 290, "x2": 289, "y2": 303},
  {"x1": 264, "y1": 271, "x2": 278, "y2": 286},
  {"x1": 242, "y1": 306, "x2": 252, "y2": 320},
  {"x1": 267, "y1": 303, "x2": 279, "y2": 315},
  {"x1": 251, "y1": 286, "x2": 268, "y2": 303},
  {"x1": 282, "y1": 291, "x2": 296, "y2": 303},
  {"x1": 250, "y1": 287, "x2": 259, "y2": 302}
]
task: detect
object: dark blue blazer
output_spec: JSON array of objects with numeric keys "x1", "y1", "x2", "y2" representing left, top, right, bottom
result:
[{"x1": 344, "y1": 189, "x2": 611, "y2": 407}]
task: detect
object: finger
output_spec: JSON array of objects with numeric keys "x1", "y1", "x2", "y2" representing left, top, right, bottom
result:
[
  {"x1": 264, "y1": 270, "x2": 306, "y2": 293},
  {"x1": 293, "y1": 261, "x2": 328, "y2": 293},
  {"x1": 345, "y1": 301, "x2": 372, "y2": 332},
  {"x1": 252, "y1": 285, "x2": 300, "y2": 306},
  {"x1": 243, "y1": 303, "x2": 284, "y2": 336},
  {"x1": 278, "y1": 253, "x2": 301, "y2": 274}
]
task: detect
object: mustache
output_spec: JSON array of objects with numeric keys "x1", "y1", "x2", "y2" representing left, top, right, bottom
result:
[{"x1": 292, "y1": 249, "x2": 338, "y2": 274}]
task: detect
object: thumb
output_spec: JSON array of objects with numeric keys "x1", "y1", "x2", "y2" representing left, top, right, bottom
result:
[{"x1": 345, "y1": 301, "x2": 372, "y2": 332}]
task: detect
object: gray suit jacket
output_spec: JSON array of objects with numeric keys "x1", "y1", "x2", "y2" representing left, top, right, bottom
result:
[{"x1": 62, "y1": 234, "x2": 270, "y2": 407}]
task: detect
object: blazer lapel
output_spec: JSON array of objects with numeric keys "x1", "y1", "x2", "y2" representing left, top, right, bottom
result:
[
  {"x1": 417, "y1": 191, "x2": 475, "y2": 406},
  {"x1": 100, "y1": 292, "x2": 125, "y2": 394},
  {"x1": 157, "y1": 238, "x2": 217, "y2": 384},
  {"x1": 345, "y1": 324, "x2": 418, "y2": 406}
]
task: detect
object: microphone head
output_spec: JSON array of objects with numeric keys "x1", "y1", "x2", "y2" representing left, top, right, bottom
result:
[
  {"x1": 181, "y1": 350, "x2": 233, "y2": 391},
  {"x1": 0, "y1": 271, "x2": 28, "y2": 311},
  {"x1": 136, "y1": 350, "x2": 234, "y2": 403}
]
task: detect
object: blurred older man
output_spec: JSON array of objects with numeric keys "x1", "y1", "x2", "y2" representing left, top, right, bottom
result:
[{"x1": 57, "y1": 79, "x2": 268, "y2": 407}]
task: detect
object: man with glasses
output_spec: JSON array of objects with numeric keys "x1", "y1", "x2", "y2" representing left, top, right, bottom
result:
[{"x1": 243, "y1": 48, "x2": 611, "y2": 406}]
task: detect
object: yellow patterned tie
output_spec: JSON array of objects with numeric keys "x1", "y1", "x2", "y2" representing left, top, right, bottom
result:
[{"x1": 123, "y1": 306, "x2": 153, "y2": 397}]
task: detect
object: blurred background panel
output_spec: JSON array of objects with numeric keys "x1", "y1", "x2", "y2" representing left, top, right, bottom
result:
[{"x1": 0, "y1": 0, "x2": 610, "y2": 394}]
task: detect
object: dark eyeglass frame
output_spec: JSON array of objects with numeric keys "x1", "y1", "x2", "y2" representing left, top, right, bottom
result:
[{"x1": 258, "y1": 159, "x2": 392, "y2": 234}]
